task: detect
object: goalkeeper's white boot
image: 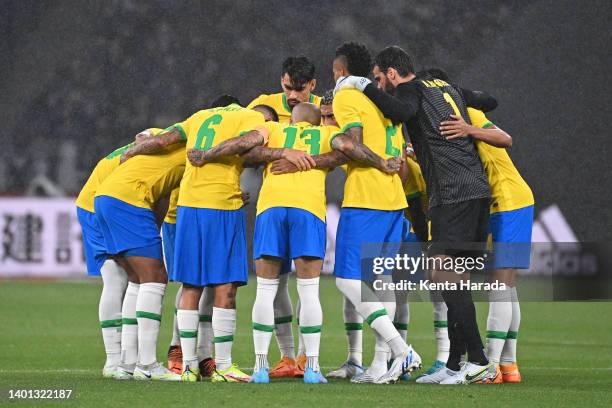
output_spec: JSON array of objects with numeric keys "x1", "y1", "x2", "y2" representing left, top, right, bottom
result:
[
  {"x1": 327, "y1": 361, "x2": 364, "y2": 379},
  {"x1": 415, "y1": 366, "x2": 459, "y2": 384},
  {"x1": 440, "y1": 362, "x2": 497, "y2": 385},
  {"x1": 133, "y1": 362, "x2": 181, "y2": 381},
  {"x1": 375, "y1": 345, "x2": 422, "y2": 384}
]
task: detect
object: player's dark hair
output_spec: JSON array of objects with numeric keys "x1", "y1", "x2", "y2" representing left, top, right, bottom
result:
[
  {"x1": 252, "y1": 104, "x2": 279, "y2": 122},
  {"x1": 321, "y1": 89, "x2": 334, "y2": 106},
  {"x1": 282, "y1": 57, "x2": 316, "y2": 87},
  {"x1": 418, "y1": 67, "x2": 451, "y2": 82},
  {"x1": 374, "y1": 46, "x2": 414, "y2": 77},
  {"x1": 335, "y1": 42, "x2": 373, "y2": 77},
  {"x1": 209, "y1": 94, "x2": 242, "y2": 108}
]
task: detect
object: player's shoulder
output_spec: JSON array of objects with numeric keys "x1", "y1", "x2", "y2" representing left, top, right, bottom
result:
[
  {"x1": 319, "y1": 124, "x2": 341, "y2": 135},
  {"x1": 466, "y1": 107, "x2": 489, "y2": 127}
]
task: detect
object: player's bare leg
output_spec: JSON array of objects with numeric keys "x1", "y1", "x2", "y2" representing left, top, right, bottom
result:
[
  {"x1": 295, "y1": 257, "x2": 326, "y2": 384},
  {"x1": 251, "y1": 257, "x2": 282, "y2": 383}
]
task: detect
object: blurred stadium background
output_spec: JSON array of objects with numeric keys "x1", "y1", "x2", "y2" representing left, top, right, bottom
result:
[{"x1": 1, "y1": 0, "x2": 610, "y2": 278}]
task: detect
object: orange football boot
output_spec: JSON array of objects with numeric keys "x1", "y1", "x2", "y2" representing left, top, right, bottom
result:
[
  {"x1": 269, "y1": 356, "x2": 296, "y2": 378},
  {"x1": 293, "y1": 354, "x2": 306, "y2": 378},
  {"x1": 167, "y1": 345, "x2": 183, "y2": 375},
  {"x1": 199, "y1": 357, "x2": 216, "y2": 378},
  {"x1": 500, "y1": 363, "x2": 522, "y2": 383}
]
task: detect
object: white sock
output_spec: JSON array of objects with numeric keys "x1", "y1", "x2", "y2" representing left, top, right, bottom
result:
[
  {"x1": 213, "y1": 307, "x2": 236, "y2": 371},
  {"x1": 273, "y1": 274, "x2": 295, "y2": 359},
  {"x1": 197, "y1": 287, "x2": 214, "y2": 361},
  {"x1": 170, "y1": 285, "x2": 182, "y2": 347},
  {"x1": 297, "y1": 277, "x2": 322, "y2": 371},
  {"x1": 120, "y1": 282, "x2": 139, "y2": 368},
  {"x1": 336, "y1": 277, "x2": 407, "y2": 358},
  {"x1": 501, "y1": 287, "x2": 521, "y2": 364},
  {"x1": 343, "y1": 296, "x2": 363, "y2": 366},
  {"x1": 394, "y1": 292, "x2": 410, "y2": 343},
  {"x1": 99, "y1": 260, "x2": 127, "y2": 367},
  {"x1": 432, "y1": 299, "x2": 450, "y2": 363},
  {"x1": 136, "y1": 282, "x2": 166, "y2": 367},
  {"x1": 486, "y1": 287, "x2": 513, "y2": 364},
  {"x1": 177, "y1": 309, "x2": 199, "y2": 370},
  {"x1": 252, "y1": 277, "x2": 279, "y2": 370},
  {"x1": 296, "y1": 299, "x2": 305, "y2": 356},
  {"x1": 370, "y1": 333, "x2": 390, "y2": 375}
]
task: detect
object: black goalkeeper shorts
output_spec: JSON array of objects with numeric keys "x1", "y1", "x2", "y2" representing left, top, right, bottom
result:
[{"x1": 428, "y1": 198, "x2": 490, "y2": 257}]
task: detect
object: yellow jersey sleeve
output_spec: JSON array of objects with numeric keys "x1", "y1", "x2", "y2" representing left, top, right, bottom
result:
[
  {"x1": 331, "y1": 89, "x2": 407, "y2": 211},
  {"x1": 403, "y1": 156, "x2": 427, "y2": 199},
  {"x1": 178, "y1": 106, "x2": 266, "y2": 209},
  {"x1": 467, "y1": 108, "x2": 534, "y2": 213},
  {"x1": 76, "y1": 127, "x2": 165, "y2": 212},
  {"x1": 257, "y1": 123, "x2": 337, "y2": 221},
  {"x1": 332, "y1": 90, "x2": 364, "y2": 133}
]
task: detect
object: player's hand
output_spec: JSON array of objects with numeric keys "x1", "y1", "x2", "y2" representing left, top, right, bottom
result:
[
  {"x1": 281, "y1": 149, "x2": 316, "y2": 171},
  {"x1": 270, "y1": 158, "x2": 299, "y2": 175},
  {"x1": 134, "y1": 129, "x2": 153, "y2": 144},
  {"x1": 187, "y1": 148, "x2": 207, "y2": 167},
  {"x1": 241, "y1": 190, "x2": 251, "y2": 205},
  {"x1": 405, "y1": 143, "x2": 416, "y2": 159},
  {"x1": 334, "y1": 76, "x2": 372, "y2": 96},
  {"x1": 381, "y1": 156, "x2": 404, "y2": 174},
  {"x1": 440, "y1": 114, "x2": 472, "y2": 139}
]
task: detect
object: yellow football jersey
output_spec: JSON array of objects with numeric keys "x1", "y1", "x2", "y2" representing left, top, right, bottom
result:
[
  {"x1": 76, "y1": 128, "x2": 163, "y2": 212},
  {"x1": 164, "y1": 187, "x2": 180, "y2": 224},
  {"x1": 257, "y1": 121, "x2": 340, "y2": 221},
  {"x1": 332, "y1": 89, "x2": 407, "y2": 211},
  {"x1": 403, "y1": 155, "x2": 427, "y2": 200},
  {"x1": 467, "y1": 108, "x2": 534, "y2": 213},
  {"x1": 176, "y1": 104, "x2": 266, "y2": 209},
  {"x1": 247, "y1": 92, "x2": 322, "y2": 124},
  {"x1": 95, "y1": 144, "x2": 185, "y2": 210}
]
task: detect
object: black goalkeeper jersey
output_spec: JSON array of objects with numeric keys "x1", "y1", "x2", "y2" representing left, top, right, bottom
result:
[{"x1": 398, "y1": 78, "x2": 490, "y2": 207}]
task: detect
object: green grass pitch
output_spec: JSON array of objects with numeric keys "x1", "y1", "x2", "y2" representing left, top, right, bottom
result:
[{"x1": 1, "y1": 278, "x2": 611, "y2": 407}]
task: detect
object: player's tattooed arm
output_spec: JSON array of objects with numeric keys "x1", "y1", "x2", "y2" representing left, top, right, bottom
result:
[
  {"x1": 187, "y1": 129, "x2": 267, "y2": 167},
  {"x1": 331, "y1": 128, "x2": 402, "y2": 174},
  {"x1": 440, "y1": 115, "x2": 512, "y2": 147},
  {"x1": 270, "y1": 150, "x2": 349, "y2": 174},
  {"x1": 241, "y1": 147, "x2": 316, "y2": 171},
  {"x1": 121, "y1": 129, "x2": 184, "y2": 163}
]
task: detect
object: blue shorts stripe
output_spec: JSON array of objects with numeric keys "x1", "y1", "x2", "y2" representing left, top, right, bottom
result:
[{"x1": 162, "y1": 222, "x2": 177, "y2": 276}]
